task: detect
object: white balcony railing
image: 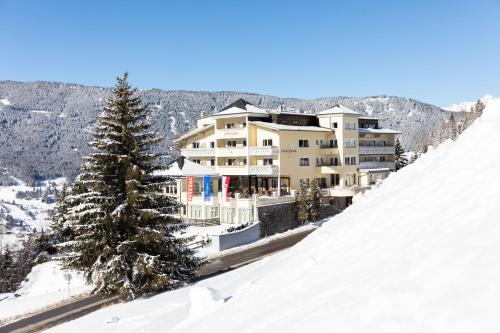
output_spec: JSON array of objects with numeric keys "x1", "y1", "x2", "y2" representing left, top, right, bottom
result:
[
  {"x1": 218, "y1": 146, "x2": 247, "y2": 156},
  {"x1": 216, "y1": 128, "x2": 247, "y2": 138},
  {"x1": 359, "y1": 146, "x2": 395, "y2": 155},
  {"x1": 249, "y1": 146, "x2": 279, "y2": 156},
  {"x1": 359, "y1": 161, "x2": 396, "y2": 170},
  {"x1": 180, "y1": 147, "x2": 215, "y2": 157},
  {"x1": 249, "y1": 165, "x2": 279, "y2": 176}
]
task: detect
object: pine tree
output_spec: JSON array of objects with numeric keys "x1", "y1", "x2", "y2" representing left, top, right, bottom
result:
[
  {"x1": 51, "y1": 182, "x2": 73, "y2": 243},
  {"x1": 63, "y1": 73, "x2": 201, "y2": 299},
  {"x1": 449, "y1": 113, "x2": 457, "y2": 140},
  {"x1": 309, "y1": 179, "x2": 321, "y2": 223},
  {"x1": 297, "y1": 182, "x2": 309, "y2": 225},
  {"x1": 394, "y1": 138, "x2": 408, "y2": 171}
]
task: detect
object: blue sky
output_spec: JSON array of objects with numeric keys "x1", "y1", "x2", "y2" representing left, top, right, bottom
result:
[{"x1": 1, "y1": 0, "x2": 499, "y2": 106}]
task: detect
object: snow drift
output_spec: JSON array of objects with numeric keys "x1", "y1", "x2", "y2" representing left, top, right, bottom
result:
[{"x1": 48, "y1": 100, "x2": 500, "y2": 332}]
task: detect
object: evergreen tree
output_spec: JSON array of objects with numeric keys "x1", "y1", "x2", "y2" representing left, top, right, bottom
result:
[
  {"x1": 297, "y1": 182, "x2": 309, "y2": 225},
  {"x1": 394, "y1": 138, "x2": 408, "y2": 171},
  {"x1": 449, "y1": 113, "x2": 457, "y2": 140},
  {"x1": 473, "y1": 99, "x2": 486, "y2": 117},
  {"x1": 409, "y1": 153, "x2": 418, "y2": 164},
  {"x1": 309, "y1": 179, "x2": 321, "y2": 223},
  {"x1": 63, "y1": 73, "x2": 201, "y2": 299},
  {"x1": 51, "y1": 182, "x2": 73, "y2": 243}
]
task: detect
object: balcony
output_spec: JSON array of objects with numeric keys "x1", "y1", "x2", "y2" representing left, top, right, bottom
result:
[
  {"x1": 359, "y1": 161, "x2": 396, "y2": 170},
  {"x1": 216, "y1": 128, "x2": 247, "y2": 139},
  {"x1": 218, "y1": 146, "x2": 247, "y2": 156},
  {"x1": 249, "y1": 146, "x2": 279, "y2": 156},
  {"x1": 316, "y1": 162, "x2": 339, "y2": 167},
  {"x1": 320, "y1": 144, "x2": 338, "y2": 149},
  {"x1": 181, "y1": 147, "x2": 215, "y2": 157},
  {"x1": 249, "y1": 165, "x2": 279, "y2": 176},
  {"x1": 359, "y1": 145, "x2": 395, "y2": 155}
]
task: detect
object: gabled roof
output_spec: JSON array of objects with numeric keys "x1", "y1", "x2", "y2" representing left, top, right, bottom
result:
[
  {"x1": 214, "y1": 98, "x2": 270, "y2": 117},
  {"x1": 251, "y1": 121, "x2": 332, "y2": 132},
  {"x1": 316, "y1": 104, "x2": 361, "y2": 116},
  {"x1": 173, "y1": 124, "x2": 214, "y2": 143},
  {"x1": 157, "y1": 156, "x2": 219, "y2": 177}
]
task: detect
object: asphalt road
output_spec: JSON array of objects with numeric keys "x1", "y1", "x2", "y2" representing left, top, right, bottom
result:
[{"x1": 0, "y1": 226, "x2": 316, "y2": 333}]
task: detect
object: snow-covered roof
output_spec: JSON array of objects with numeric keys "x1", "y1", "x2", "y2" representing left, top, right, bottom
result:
[
  {"x1": 359, "y1": 128, "x2": 402, "y2": 134},
  {"x1": 214, "y1": 99, "x2": 270, "y2": 117},
  {"x1": 251, "y1": 121, "x2": 332, "y2": 132},
  {"x1": 359, "y1": 168, "x2": 391, "y2": 172},
  {"x1": 157, "y1": 157, "x2": 219, "y2": 177},
  {"x1": 316, "y1": 104, "x2": 361, "y2": 116},
  {"x1": 173, "y1": 124, "x2": 214, "y2": 143}
]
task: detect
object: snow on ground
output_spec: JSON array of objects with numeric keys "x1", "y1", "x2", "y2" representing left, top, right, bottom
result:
[
  {"x1": 0, "y1": 261, "x2": 91, "y2": 322},
  {"x1": 46, "y1": 100, "x2": 500, "y2": 332},
  {"x1": 0, "y1": 176, "x2": 65, "y2": 249},
  {"x1": 0, "y1": 98, "x2": 11, "y2": 106}
]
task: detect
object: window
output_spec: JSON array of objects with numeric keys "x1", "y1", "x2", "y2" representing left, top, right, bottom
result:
[
  {"x1": 263, "y1": 158, "x2": 273, "y2": 165},
  {"x1": 243, "y1": 158, "x2": 247, "y2": 165},
  {"x1": 239, "y1": 209, "x2": 253, "y2": 224},
  {"x1": 315, "y1": 157, "x2": 324, "y2": 165},
  {"x1": 192, "y1": 142, "x2": 200, "y2": 148},
  {"x1": 227, "y1": 158, "x2": 237, "y2": 166},
  {"x1": 209, "y1": 141, "x2": 215, "y2": 148},
  {"x1": 330, "y1": 174, "x2": 340, "y2": 186},
  {"x1": 330, "y1": 157, "x2": 339, "y2": 166},
  {"x1": 193, "y1": 180, "x2": 202, "y2": 195},
  {"x1": 299, "y1": 178, "x2": 310, "y2": 187},
  {"x1": 242, "y1": 139, "x2": 247, "y2": 147},
  {"x1": 165, "y1": 183, "x2": 177, "y2": 194},
  {"x1": 345, "y1": 122, "x2": 357, "y2": 130},
  {"x1": 222, "y1": 208, "x2": 234, "y2": 223},
  {"x1": 210, "y1": 159, "x2": 215, "y2": 166},
  {"x1": 192, "y1": 159, "x2": 201, "y2": 164},
  {"x1": 329, "y1": 139, "x2": 338, "y2": 148},
  {"x1": 206, "y1": 206, "x2": 219, "y2": 219},
  {"x1": 344, "y1": 156, "x2": 356, "y2": 165},
  {"x1": 263, "y1": 139, "x2": 273, "y2": 146},
  {"x1": 299, "y1": 139, "x2": 309, "y2": 148},
  {"x1": 299, "y1": 158, "x2": 310, "y2": 166},
  {"x1": 226, "y1": 140, "x2": 237, "y2": 147},
  {"x1": 331, "y1": 122, "x2": 338, "y2": 129},
  {"x1": 316, "y1": 177, "x2": 327, "y2": 189},
  {"x1": 315, "y1": 139, "x2": 323, "y2": 146},
  {"x1": 344, "y1": 174, "x2": 356, "y2": 186},
  {"x1": 380, "y1": 156, "x2": 386, "y2": 162},
  {"x1": 226, "y1": 123, "x2": 235, "y2": 129},
  {"x1": 190, "y1": 205, "x2": 202, "y2": 219},
  {"x1": 345, "y1": 139, "x2": 356, "y2": 148}
]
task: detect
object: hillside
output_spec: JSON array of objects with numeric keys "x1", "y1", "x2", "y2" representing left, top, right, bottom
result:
[
  {"x1": 0, "y1": 80, "x2": 449, "y2": 181},
  {"x1": 45, "y1": 99, "x2": 500, "y2": 332}
]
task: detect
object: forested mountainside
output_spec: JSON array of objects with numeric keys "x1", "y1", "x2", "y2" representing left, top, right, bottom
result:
[{"x1": 0, "y1": 80, "x2": 449, "y2": 182}]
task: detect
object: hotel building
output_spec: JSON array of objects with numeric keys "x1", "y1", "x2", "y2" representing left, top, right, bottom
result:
[{"x1": 164, "y1": 99, "x2": 401, "y2": 224}]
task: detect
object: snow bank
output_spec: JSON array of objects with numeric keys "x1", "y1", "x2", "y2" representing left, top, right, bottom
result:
[
  {"x1": 0, "y1": 261, "x2": 91, "y2": 321},
  {"x1": 48, "y1": 101, "x2": 500, "y2": 332}
]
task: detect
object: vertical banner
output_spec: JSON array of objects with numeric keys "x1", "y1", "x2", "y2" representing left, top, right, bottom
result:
[
  {"x1": 203, "y1": 175, "x2": 211, "y2": 202},
  {"x1": 222, "y1": 176, "x2": 231, "y2": 203},
  {"x1": 186, "y1": 176, "x2": 194, "y2": 202}
]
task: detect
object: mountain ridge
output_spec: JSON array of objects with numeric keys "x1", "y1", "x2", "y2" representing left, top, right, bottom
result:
[{"x1": 0, "y1": 79, "x2": 450, "y2": 181}]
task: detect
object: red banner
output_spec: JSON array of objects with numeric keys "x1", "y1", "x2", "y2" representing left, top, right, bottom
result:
[
  {"x1": 222, "y1": 176, "x2": 231, "y2": 203},
  {"x1": 186, "y1": 176, "x2": 194, "y2": 202}
]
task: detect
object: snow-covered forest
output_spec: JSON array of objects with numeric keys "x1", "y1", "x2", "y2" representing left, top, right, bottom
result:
[{"x1": 0, "y1": 80, "x2": 449, "y2": 182}]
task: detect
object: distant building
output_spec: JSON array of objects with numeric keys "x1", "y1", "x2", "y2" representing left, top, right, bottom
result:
[{"x1": 163, "y1": 99, "x2": 401, "y2": 224}]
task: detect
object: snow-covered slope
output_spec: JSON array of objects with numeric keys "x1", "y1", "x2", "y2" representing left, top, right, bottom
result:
[
  {"x1": 443, "y1": 94, "x2": 497, "y2": 112},
  {"x1": 0, "y1": 176, "x2": 65, "y2": 250},
  {"x1": 0, "y1": 261, "x2": 90, "y2": 322},
  {"x1": 48, "y1": 100, "x2": 500, "y2": 332}
]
